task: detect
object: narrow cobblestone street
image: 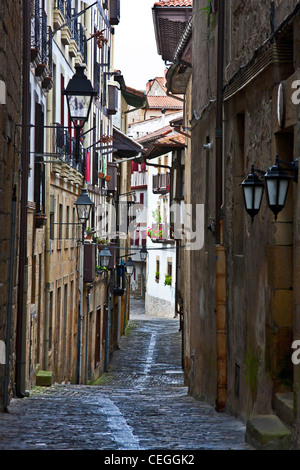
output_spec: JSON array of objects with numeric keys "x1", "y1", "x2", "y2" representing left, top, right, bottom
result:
[{"x1": 0, "y1": 298, "x2": 252, "y2": 452}]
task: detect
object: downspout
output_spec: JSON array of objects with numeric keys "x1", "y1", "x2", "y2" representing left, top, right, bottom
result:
[
  {"x1": 104, "y1": 273, "x2": 111, "y2": 372},
  {"x1": 3, "y1": 184, "x2": 17, "y2": 411},
  {"x1": 215, "y1": 0, "x2": 227, "y2": 412},
  {"x1": 16, "y1": 0, "x2": 31, "y2": 398},
  {"x1": 44, "y1": 122, "x2": 51, "y2": 370}
]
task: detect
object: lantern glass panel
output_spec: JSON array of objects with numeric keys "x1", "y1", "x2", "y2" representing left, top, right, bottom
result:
[
  {"x1": 67, "y1": 94, "x2": 92, "y2": 121},
  {"x1": 243, "y1": 186, "x2": 253, "y2": 210},
  {"x1": 278, "y1": 178, "x2": 289, "y2": 206},
  {"x1": 254, "y1": 185, "x2": 264, "y2": 210},
  {"x1": 266, "y1": 179, "x2": 278, "y2": 206},
  {"x1": 76, "y1": 204, "x2": 91, "y2": 222}
]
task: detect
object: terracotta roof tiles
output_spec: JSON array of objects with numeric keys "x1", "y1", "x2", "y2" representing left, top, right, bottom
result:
[
  {"x1": 147, "y1": 95, "x2": 183, "y2": 109},
  {"x1": 154, "y1": 0, "x2": 193, "y2": 7}
]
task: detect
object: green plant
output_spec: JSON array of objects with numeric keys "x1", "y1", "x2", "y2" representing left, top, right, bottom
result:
[
  {"x1": 155, "y1": 271, "x2": 160, "y2": 280},
  {"x1": 152, "y1": 208, "x2": 161, "y2": 224},
  {"x1": 96, "y1": 237, "x2": 107, "y2": 245},
  {"x1": 96, "y1": 265, "x2": 107, "y2": 274},
  {"x1": 164, "y1": 274, "x2": 172, "y2": 286}
]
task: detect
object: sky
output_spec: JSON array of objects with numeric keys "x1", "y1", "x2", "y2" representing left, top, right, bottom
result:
[{"x1": 113, "y1": 0, "x2": 166, "y2": 91}]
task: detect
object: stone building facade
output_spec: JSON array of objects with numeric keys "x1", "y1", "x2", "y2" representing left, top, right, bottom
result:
[
  {"x1": 0, "y1": 0, "x2": 23, "y2": 408},
  {"x1": 185, "y1": 0, "x2": 300, "y2": 448},
  {"x1": 0, "y1": 0, "x2": 141, "y2": 409},
  {"x1": 153, "y1": 0, "x2": 300, "y2": 448}
]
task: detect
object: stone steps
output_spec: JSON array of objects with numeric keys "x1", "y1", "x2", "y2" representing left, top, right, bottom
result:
[
  {"x1": 273, "y1": 392, "x2": 295, "y2": 428},
  {"x1": 246, "y1": 392, "x2": 295, "y2": 449},
  {"x1": 246, "y1": 414, "x2": 293, "y2": 449}
]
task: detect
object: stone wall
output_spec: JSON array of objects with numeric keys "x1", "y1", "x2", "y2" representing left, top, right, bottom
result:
[
  {"x1": 145, "y1": 292, "x2": 175, "y2": 318},
  {"x1": 0, "y1": 0, "x2": 23, "y2": 406}
]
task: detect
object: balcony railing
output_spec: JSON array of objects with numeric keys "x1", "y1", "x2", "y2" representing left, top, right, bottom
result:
[
  {"x1": 152, "y1": 172, "x2": 170, "y2": 194},
  {"x1": 53, "y1": 124, "x2": 84, "y2": 175},
  {"x1": 31, "y1": 0, "x2": 41, "y2": 65},
  {"x1": 110, "y1": 0, "x2": 120, "y2": 25},
  {"x1": 149, "y1": 223, "x2": 173, "y2": 243},
  {"x1": 30, "y1": 5, "x2": 53, "y2": 91}
]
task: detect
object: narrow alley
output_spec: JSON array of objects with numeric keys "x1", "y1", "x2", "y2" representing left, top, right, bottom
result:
[{"x1": 0, "y1": 298, "x2": 251, "y2": 452}]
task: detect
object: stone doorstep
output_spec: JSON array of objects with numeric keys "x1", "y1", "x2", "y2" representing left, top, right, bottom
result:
[
  {"x1": 273, "y1": 392, "x2": 295, "y2": 428},
  {"x1": 246, "y1": 414, "x2": 293, "y2": 450}
]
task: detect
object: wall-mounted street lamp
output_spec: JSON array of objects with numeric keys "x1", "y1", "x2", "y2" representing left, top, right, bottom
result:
[
  {"x1": 139, "y1": 245, "x2": 148, "y2": 262},
  {"x1": 240, "y1": 165, "x2": 265, "y2": 222},
  {"x1": 63, "y1": 65, "x2": 96, "y2": 163},
  {"x1": 63, "y1": 65, "x2": 96, "y2": 124},
  {"x1": 125, "y1": 257, "x2": 135, "y2": 277},
  {"x1": 99, "y1": 245, "x2": 112, "y2": 269},
  {"x1": 241, "y1": 155, "x2": 298, "y2": 221}
]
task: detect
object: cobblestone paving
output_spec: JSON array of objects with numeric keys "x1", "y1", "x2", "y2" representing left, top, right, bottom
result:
[{"x1": 0, "y1": 298, "x2": 252, "y2": 451}]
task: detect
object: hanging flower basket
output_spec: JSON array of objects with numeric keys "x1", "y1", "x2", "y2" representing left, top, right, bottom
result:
[{"x1": 35, "y1": 214, "x2": 47, "y2": 228}]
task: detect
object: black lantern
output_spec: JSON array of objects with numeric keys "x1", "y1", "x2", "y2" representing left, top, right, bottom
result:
[
  {"x1": 264, "y1": 156, "x2": 292, "y2": 220},
  {"x1": 241, "y1": 165, "x2": 264, "y2": 222},
  {"x1": 63, "y1": 66, "x2": 96, "y2": 125},
  {"x1": 100, "y1": 245, "x2": 112, "y2": 268},
  {"x1": 140, "y1": 245, "x2": 148, "y2": 262},
  {"x1": 125, "y1": 257, "x2": 135, "y2": 277},
  {"x1": 74, "y1": 186, "x2": 94, "y2": 223}
]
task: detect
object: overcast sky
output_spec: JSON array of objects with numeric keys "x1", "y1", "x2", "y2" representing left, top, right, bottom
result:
[{"x1": 113, "y1": 0, "x2": 166, "y2": 91}]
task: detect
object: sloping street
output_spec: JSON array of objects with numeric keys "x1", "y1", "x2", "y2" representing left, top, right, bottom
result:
[{"x1": 0, "y1": 298, "x2": 251, "y2": 451}]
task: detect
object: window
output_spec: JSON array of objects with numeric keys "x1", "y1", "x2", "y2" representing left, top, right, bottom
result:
[
  {"x1": 66, "y1": 205, "x2": 69, "y2": 240},
  {"x1": 59, "y1": 203, "x2": 63, "y2": 239},
  {"x1": 49, "y1": 291, "x2": 53, "y2": 350},
  {"x1": 155, "y1": 259, "x2": 160, "y2": 282},
  {"x1": 167, "y1": 261, "x2": 172, "y2": 278}
]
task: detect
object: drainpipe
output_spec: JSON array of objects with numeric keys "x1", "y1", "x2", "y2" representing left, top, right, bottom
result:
[
  {"x1": 44, "y1": 132, "x2": 51, "y2": 371},
  {"x1": 104, "y1": 273, "x2": 111, "y2": 372},
  {"x1": 215, "y1": 0, "x2": 227, "y2": 412},
  {"x1": 3, "y1": 184, "x2": 17, "y2": 411},
  {"x1": 16, "y1": 0, "x2": 31, "y2": 398}
]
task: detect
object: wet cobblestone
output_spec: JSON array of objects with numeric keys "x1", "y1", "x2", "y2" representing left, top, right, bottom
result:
[{"x1": 0, "y1": 298, "x2": 252, "y2": 451}]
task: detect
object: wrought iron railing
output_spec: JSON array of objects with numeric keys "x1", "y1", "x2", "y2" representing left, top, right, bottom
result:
[
  {"x1": 65, "y1": 0, "x2": 72, "y2": 25},
  {"x1": 71, "y1": 9, "x2": 78, "y2": 43},
  {"x1": 56, "y1": 0, "x2": 65, "y2": 16},
  {"x1": 31, "y1": 0, "x2": 40, "y2": 49},
  {"x1": 40, "y1": 8, "x2": 47, "y2": 64},
  {"x1": 54, "y1": 124, "x2": 84, "y2": 175}
]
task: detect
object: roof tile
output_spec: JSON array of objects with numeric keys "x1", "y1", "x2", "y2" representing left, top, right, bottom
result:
[{"x1": 154, "y1": 0, "x2": 193, "y2": 7}]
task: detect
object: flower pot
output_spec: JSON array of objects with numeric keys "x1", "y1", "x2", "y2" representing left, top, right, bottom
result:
[
  {"x1": 99, "y1": 172, "x2": 105, "y2": 179},
  {"x1": 105, "y1": 175, "x2": 111, "y2": 182}
]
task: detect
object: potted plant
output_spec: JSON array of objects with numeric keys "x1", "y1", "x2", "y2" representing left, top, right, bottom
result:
[
  {"x1": 155, "y1": 271, "x2": 160, "y2": 282},
  {"x1": 85, "y1": 226, "x2": 94, "y2": 241},
  {"x1": 164, "y1": 274, "x2": 172, "y2": 286}
]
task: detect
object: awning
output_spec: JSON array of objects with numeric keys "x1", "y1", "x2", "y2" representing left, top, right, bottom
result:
[
  {"x1": 144, "y1": 132, "x2": 186, "y2": 160},
  {"x1": 122, "y1": 86, "x2": 146, "y2": 109},
  {"x1": 113, "y1": 127, "x2": 144, "y2": 160},
  {"x1": 152, "y1": 1, "x2": 193, "y2": 62}
]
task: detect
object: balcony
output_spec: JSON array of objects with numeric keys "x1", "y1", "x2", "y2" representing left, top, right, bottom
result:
[
  {"x1": 51, "y1": 124, "x2": 84, "y2": 177},
  {"x1": 110, "y1": 0, "x2": 120, "y2": 25},
  {"x1": 149, "y1": 223, "x2": 174, "y2": 244},
  {"x1": 69, "y1": 9, "x2": 79, "y2": 57},
  {"x1": 31, "y1": 6, "x2": 53, "y2": 92},
  {"x1": 106, "y1": 162, "x2": 118, "y2": 192},
  {"x1": 107, "y1": 82, "x2": 119, "y2": 115},
  {"x1": 152, "y1": 172, "x2": 170, "y2": 194},
  {"x1": 53, "y1": 0, "x2": 65, "y2": 30}
]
